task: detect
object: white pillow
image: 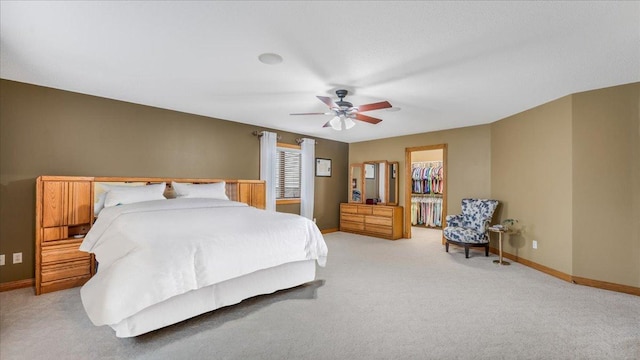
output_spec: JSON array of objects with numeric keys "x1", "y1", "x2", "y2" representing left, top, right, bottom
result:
[
  {"x1": 171, "y1": 181, "x2": 229, "y2": 200},
  {"x1": 103, "y1": 183, "x2": 167, "y2": 208},
  {"x1": 94, "y1": 182, "x2": 146, "y2": 215},
  {"x1": 94, "y1": 192, "x2": 107, "y2": 215}
]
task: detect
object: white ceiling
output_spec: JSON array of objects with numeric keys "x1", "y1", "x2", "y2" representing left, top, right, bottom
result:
[{"x1": 1, "y1": 1, "x2": 639, "y2": 143}]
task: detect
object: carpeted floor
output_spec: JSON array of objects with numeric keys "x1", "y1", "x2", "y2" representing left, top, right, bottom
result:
[{"x1": 1, "y1": 228, "x2": 639, "y2": 359}]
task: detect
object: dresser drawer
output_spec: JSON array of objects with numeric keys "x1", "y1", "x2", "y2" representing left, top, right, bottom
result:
[
  {"x1": 365, "y1": 224, "x2": 393, "y2": 236},
  {"x1": 341, "y1": 220, "x2": 365, "y2": 232},
  {"x1": 365, "y1": 215, "x2": 392, "y2": 226},
  {"x1": 341, "y1": 204, "x2": 358, "y2": 214},
  {"x1": 357, "y1": 206, "x2": 373, "y2": 215},
  {"x1": 41, "y1": 242, "x2": 89, "y2": 264},
  {"x1": 41, "y1": 258, "x2": 91, "y2": 283},
  {"x1": 371, "y1": 207, "x2": 393, "y2": 217},
  {"x1": 341, "y1": 213, "x2": 364, "y2": 223}
]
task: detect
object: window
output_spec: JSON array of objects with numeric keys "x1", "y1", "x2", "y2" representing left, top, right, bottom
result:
[{"x1": 275, "y1": 144, "x2": 301, "y2": 200}]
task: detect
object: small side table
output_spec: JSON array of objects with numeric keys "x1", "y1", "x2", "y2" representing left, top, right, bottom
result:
[{"x1": 488, "y1": 227, "x2": 510, "y2": 265}]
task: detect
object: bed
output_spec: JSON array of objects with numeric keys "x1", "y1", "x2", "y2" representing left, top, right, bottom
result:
[{"x1": 78, "y1": 179, "x2": 328, "y2": 338}]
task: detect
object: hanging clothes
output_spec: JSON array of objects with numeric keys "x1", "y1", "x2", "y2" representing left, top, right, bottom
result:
[
  {"x1": 411, "y1": 161, "x2": 444, "y2": 228},
  {"x1": 411, "y1": 161, "x2": 443, "y2": 195},
  {"x1": 410, "y1": 196, "x2": 443, "y2": 227}
]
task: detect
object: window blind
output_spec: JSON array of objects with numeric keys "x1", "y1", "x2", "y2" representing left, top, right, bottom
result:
[{"x1": 276, "y1": 148, "x2": 301, "y2": 199}]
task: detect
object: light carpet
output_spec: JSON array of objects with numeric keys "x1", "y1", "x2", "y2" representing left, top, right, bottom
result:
[{"x1": 1, "y1": 228, "x2": 638, "y2": 359}]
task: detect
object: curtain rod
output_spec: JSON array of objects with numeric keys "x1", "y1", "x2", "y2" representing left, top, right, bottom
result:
[
  {"x1": 252, "y1": 130, "x2": 282, "y2": 141},
  {"x1": 296, "y1": 138, "x2": 319, "y2": 145},
  {"x1": 251, "y1": 131, "x2": 318, "y2": 145}
]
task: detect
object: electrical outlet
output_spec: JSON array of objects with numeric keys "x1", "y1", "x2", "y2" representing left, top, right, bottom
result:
[
  {"x1": 532, "y1": 240, "x2": 538, "y2": 249},
  {"x1": 13, "y1": 252, "x2": 22, "y2": 264},
  {"x1": 0, "y1": 254, "x2": 5, "y2": 266}
]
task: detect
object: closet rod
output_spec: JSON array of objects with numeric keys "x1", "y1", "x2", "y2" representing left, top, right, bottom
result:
[{"x1": 412, "y1": 161, "x2": 442, "y2": 167}]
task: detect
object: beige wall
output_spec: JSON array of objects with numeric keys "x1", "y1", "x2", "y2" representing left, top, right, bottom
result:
[
  {"x1": 571, "y1": 83, "x2": 639, "y2": 286},
  {"x1": 491, "y1": 83, "x2": 639, "y2": 287},
  {"x1": 0, "y1": 80, "x2": 348, "y2": 283},
  {"x1": 491, "y1": 95, "x2": 574, "y2": 274},
  {"x1": 412, "y1": 149, "x2": 443, "y2": 162},
  {"x1": 351, "y1": 82, "x2": 639, "y2": 288},
  {"x1": 349, "y1": 124, "x2": 492, "y2": 215}
]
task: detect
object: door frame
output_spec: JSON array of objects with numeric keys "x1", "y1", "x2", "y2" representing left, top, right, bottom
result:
[{"x1": 404, "y1": 144, "x2": 448, "y2": 239}]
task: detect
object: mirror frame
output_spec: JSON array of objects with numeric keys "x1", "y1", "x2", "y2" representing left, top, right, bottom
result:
[
  {"x1": 348, "y1": 163, "x2": 364, "y2": 203},
  {"x1": 387, "y1": 161, "x2": 399, "y2": 206}
]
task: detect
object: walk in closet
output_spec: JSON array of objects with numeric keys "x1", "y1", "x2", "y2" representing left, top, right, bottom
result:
[
  {"x1": 404, "y1": 145, "x2": 447, "y2": 239},
  {"x1": 411, "y1": 160, "x2": 444, "y2": 228}
]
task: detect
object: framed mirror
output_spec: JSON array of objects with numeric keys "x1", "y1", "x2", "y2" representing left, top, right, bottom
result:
[
  {"x1": 349, "y1": 164, "x2": 363, "y2": 203},
  {"x1": 387, "y1": 161, "x2": 399, "y2": 205}
]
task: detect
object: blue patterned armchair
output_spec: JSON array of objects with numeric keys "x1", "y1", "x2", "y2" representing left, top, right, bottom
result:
[{"x1": 444, "y1": 198, "x2": 499, "y2": 258}]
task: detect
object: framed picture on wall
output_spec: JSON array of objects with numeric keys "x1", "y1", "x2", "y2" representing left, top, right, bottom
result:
[
  {"x1": 316, "y1": 158, "x2": 332, "y2": 177},
  {"x1": 365, "y1": 164, "x2": 375, "y2": 179}
]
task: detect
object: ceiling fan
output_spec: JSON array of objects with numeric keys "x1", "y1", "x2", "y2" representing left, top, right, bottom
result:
[{"x1": 291, "y1": 89, "x2": 392, "y2": 130}]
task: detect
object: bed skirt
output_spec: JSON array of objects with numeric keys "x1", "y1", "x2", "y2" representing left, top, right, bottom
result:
[{"x1": 110, "y1": 260, "x2": 317, "y2": 337}]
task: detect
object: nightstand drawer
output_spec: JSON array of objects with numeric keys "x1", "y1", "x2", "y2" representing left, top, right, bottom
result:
[
  {"x1": 41, "y1": 258, "x2": 91, "y2": 283},
  {"x1": 41, "y1": 242, "x2": 89, "y2": 264},
  {"x1": 43, "y1": 226, "x2": 68, "y2": 242},
  {"x1": 40, "y1": 276, "x2": 91, "y2": 294}
]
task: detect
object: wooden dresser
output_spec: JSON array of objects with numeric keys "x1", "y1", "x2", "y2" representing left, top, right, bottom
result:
[
  {"x1": 340, "y1": 203, "x2": 403, "y2": 240},
  {"x1": 35, "y1": 176, "x2": 95, "y2": 295}
]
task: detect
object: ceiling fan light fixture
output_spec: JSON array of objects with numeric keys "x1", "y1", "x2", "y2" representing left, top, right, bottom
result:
[
  {"x1": 291, "y1": 89, "x2": 390, "y2": 129},
  {"x1": 329, "y1": 116, "x2": 341, "y2": 130},
  {"x1": 330, "y1": 116, "x2": 356, "y2": 131},
  {"x1": 344, "y1": 117, "x2": 356, "y2": 130}
]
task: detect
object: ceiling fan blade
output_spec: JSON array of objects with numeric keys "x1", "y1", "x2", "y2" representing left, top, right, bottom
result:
[
  {"x1": 322, "y1": 119, "x2": 334, "y2": 128},
  {"x1": 356, "y1": 101, "x2": 392, "y2": 112},
  {"x1": 354, "y1": 113, "x2": 383, "y2": 124},
  {"x1": 317, "y1": 96, "x2": 339, "y2": 109},
  {"x1": 290, "y1": 112, "x2": 330, "y2": 115}
]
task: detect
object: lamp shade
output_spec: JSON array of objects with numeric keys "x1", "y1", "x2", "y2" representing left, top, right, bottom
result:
[{"x1": 329, "y1": 116, "x2": 356, "y2": 131}]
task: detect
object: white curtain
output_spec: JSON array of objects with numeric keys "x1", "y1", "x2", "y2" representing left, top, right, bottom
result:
[
  {"x1": 259, "y1": 131, "x2": 277, "y2": 211},
  {"x1": 300, "y1": 138, "x2": 315, "y2": 220}
]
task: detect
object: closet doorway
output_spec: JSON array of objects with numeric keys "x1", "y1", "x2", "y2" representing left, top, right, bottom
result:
[{"x1": 404, "y1": 144, "x2": 447, "y2": 240}]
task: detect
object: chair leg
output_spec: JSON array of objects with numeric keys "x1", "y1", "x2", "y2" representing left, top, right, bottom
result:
[
  {"x1": 464, "y1": 245, "x2": 469, "y2": 258},
  {"x1": 445, "y1": 242, "x2": 449, "y2": 253},
  {"x1": 485, "y1": 245, "x2": 489, "y2": 257}
]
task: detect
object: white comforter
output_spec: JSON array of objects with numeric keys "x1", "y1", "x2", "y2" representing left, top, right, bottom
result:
[{"x1": 79, "y1": 198, "x2": 327, "y2": 327}]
